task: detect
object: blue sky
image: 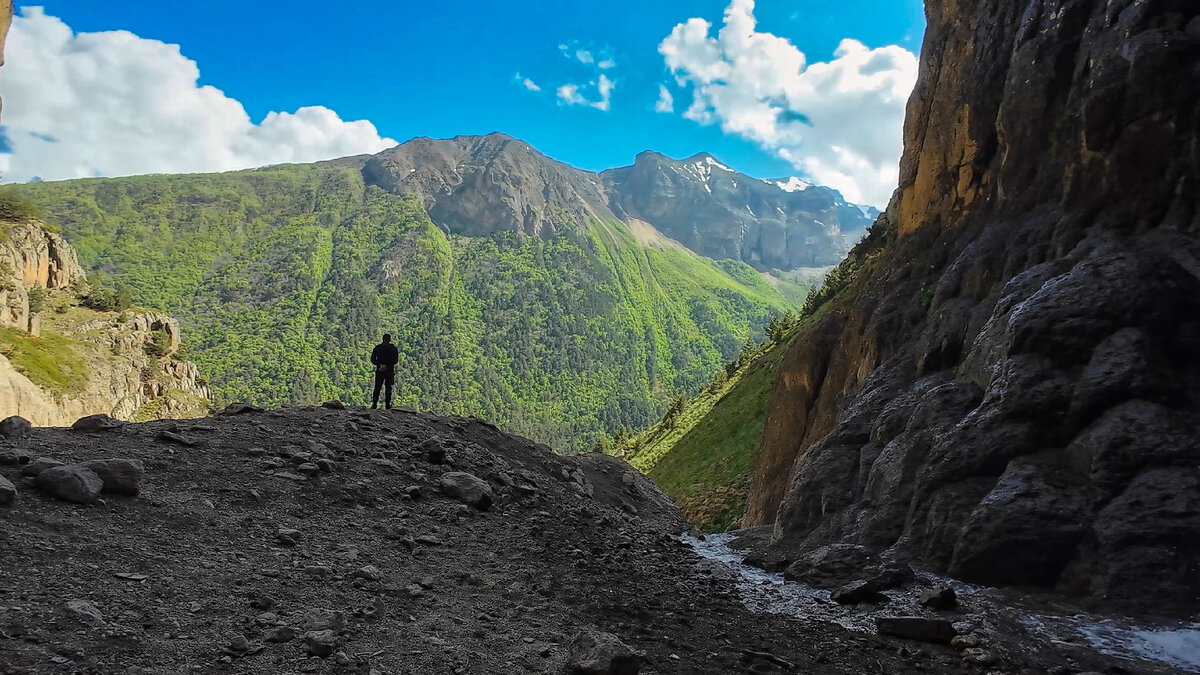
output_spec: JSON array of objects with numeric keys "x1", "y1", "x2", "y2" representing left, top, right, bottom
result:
[{"x1": 2, "y1": 1, "x2": 925, "y2": 204}]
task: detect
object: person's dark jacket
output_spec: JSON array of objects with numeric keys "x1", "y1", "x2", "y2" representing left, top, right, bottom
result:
[{"x1": 370, "y1": 342, "x2": 400, "y2": 372}]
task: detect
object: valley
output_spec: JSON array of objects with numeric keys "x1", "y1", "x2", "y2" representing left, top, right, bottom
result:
[
  {"x1": 2, "y1": 0, "x2": 1198, "y2": 673},
  {"x1": 14, "y1": 136, "x2": 873, "y2": 452}
]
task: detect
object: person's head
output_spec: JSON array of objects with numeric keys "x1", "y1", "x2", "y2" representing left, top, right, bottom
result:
[{"x1": 382, "y1": 333, "x2": 392, "y2": 344}]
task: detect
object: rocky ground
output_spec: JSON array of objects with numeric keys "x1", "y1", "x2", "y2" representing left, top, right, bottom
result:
[{"x1": 0, "y1": 405, "x2": 1165, "y2": 674}]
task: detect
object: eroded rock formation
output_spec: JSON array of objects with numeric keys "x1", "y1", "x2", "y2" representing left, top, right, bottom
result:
[
  {"x1": 0, "y1": 220, "x2": 210, "y2": 425},
  {"x1": 746, "y1": 0, "x2": 1199, "y2": 615}
]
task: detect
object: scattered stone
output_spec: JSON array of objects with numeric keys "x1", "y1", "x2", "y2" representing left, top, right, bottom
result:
[
  {"x1": 961, "y1": 647, "x2": 996, "y2": 665},
  {"x1": 157, "y1": 430, "x2": 198, "y2": 447},
  {"x1": 362, "y1": 597, "x2": 384, "y2": 622},
  {"x1": 439, "y1": 471, "x2": 493, "y2": 510},
  {"x1": 64, "y1": 599, "x2": 105, "y2": 626},
  {"x1": 419, "y1": 437, "x2": 447, "y2": 464},
  {"x1": 316, "y1": 458, "x2": 337, "y2": 473},
  {"x1": 950, "y1": 634, "x2": 980, "y2": 650},
  {"x1": 0, "y1": 415, "x2": 32, "y2": 438},
  {"x1": 276, "y1": 528, "x2": 302, "y2": 546},
  {"x1": 249, "y1": 594, "x2": 276, "y2": 610},
  {"x1": 20, "y1": 457, "x2": 64, "y2": 478},
  {"x1": 567, "y1": 629, "x2": 643, "y2": 675},
  {"x1": 321, "y1": 400, "x2": 347, "y2": 410},
  {"x1": 302, "y1": 629, "x2": 339, "y2": 657},
  {"x1": 831, "y1": 580, "x2": 890, "y2": 605},
  {"x1": 228, "y1": 635, "x2": 250, "y2": 652},
  {"x1": 71, "y1": 414, "x2": 123, "y2": 432},
  {"x1": 296, "y1": 462, "x2": 321, "y2": 477},
  {"x1": 303, "y1": 609, "x2": 346, "y2": 633},
  {"x1": 264, "y1": 626, "x2": 296, "y2": 643},
  {"x1": 0, "y1": 449, "x2": 31, "y2": 465},
  {"x1": 217, "y1": 403, "x2": 265, "y2": 416},
  {"x1": 354, "y1": 565, "x2": 382, "y2": 582},
  {"x1": 78, "y1": 459, "x2": 144, "y2": 496},
  {"x1": 920, "y1": 587, "x2": 958, "y2": 611},
  {"x1": 304, "y1": 566, "x2": 332, "y2": 579},
  {"x1": 37, "y1": 465, "x2": 104, "y2": 504},
  {"x1": 405, "y1": 485, "x2": 421, "y2": 499},
  {"x1": 875, "y1": 617, "x2": 956, "y2": 644},
  {"x1": 333, "y1": 651, "x2": 353, "y2": 666},
  {"x1": 0, "y1": 475, "x2": 15, "y2": 505}
]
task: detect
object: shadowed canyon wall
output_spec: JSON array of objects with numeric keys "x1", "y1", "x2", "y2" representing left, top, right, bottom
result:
[{"x1": 747, "y1": 0, "x2": 1199, "y2": 614}]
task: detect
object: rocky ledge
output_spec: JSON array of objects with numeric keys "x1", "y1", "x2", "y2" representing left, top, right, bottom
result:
[{"x1": 0, "y1": 405, "x2": 1113, "y2": 675}]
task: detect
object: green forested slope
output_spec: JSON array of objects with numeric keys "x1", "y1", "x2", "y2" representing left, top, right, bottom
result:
[
  {"x1": 18, "y1": 166, "x2": 807, "y2": 451},
  {"x1": 617, "y1": 332, "x2": 790, "y2": 531}
]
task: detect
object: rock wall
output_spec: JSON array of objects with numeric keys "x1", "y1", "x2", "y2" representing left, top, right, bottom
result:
[
  {"x1": 0, "y1": 222, "x2": 86, "y2": 332},
  {"x1": 746, "y1": 0, "x2": 1199, "y2": 615}
]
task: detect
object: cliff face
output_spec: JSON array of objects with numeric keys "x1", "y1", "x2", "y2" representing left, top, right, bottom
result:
[
  {"x1": 0, "y1": 223, "x2": 84, "y2": 333},
  {"x1": 0, "y1": 220, "x2": 211, "y2": 426},
  {"x1": 747, "y1": 0, "x2": 1200, "y2": 614}
]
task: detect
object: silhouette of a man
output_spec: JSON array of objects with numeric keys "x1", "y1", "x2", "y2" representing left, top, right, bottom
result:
[{"x1": 370, "y1": 333, "x2": 400, "y2": 409}]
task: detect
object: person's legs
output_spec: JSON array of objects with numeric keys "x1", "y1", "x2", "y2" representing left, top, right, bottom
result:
[
  {"x1": 384, "y1": 371, "x2": 394, "y2": 409},
  {"x1": 372, "y1": 371, "x2": 384, "y2": 408}
]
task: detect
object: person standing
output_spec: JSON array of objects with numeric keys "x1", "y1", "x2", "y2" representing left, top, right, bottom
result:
[{"x1": 369, "y1": 333, "x2": 400, "y2": 409}]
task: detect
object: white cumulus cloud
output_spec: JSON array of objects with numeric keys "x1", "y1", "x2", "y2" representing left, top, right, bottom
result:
[
  {"x1": 514, "y1": 72, "x2": 542, "y2": 92},
  {"x1": 0, "y1": 7, "x2": 396, "y2": 183},
  {"x1": 659, "y1": 0, "x2": 917, "y2": 206},
  {"x1": 654, "y1": 84, "x2": 675, "y2": 113},
  {"x1": 556, "y1": 74, "x2": 614, "y2": 112}
]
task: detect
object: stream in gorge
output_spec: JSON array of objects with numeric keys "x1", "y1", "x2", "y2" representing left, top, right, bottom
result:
[{"x1": 683, "y1": 534, "x2": 1200, "y2": 673}]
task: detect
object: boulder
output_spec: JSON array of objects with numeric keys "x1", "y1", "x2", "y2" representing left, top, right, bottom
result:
[
  {"x1": 0, "y1": 450, "x2": 31, "y2": 465},
  {"x1": 439, "y1": 471, "x2": 493, "y2": 510},
  {"x1": 831, "y1": 580, "x2": 889, "y2": 605},
  {"x1": 20, "y1": 456, "x2": 64, "y2": 478},
  {"x1": 321, "y1": 400, "x2": 346, "y2": 410},
  {"x1": 782, "y1": 544, "x2": 876, "y2": 587},
  {"x1": 217, "y1": 402, "x2": 265, "y2": 415},
  {"x1": 0, "y1": 475, "x2": 15, "y2": 505},
  {"x1": 0, "y1": 415, "x2": 32, "y2": 438},
  {"x1": 71, "y1": 414, "x2": 123, "y2": 432},
  {"x1": 875, "y1": 617, "x2": 956, "y2": 644},
  {"x1": 920, "y1": 587, "x2": 958, "y2": 611},
  {"x1": 64, "y1": 599, "x2": 105, "y2": 626},
  {"x1": 302, "y1": 629, "x2": 339, "y2": 657},
  {"x1": 78, "y1": 459, "x2": 144, "y2": 496},
  {"x1": 567, "y1": 629, "x2": 643, "y2": 675},
  {"x1": 420, "y1": 437, "x2": 448, "y2": 464},
  {"x1": 36, "y1": 465, "x2": 103, "y2": 504},
  {"x1": 156, "y1": 430, "x2": 198, "y2": 447}
]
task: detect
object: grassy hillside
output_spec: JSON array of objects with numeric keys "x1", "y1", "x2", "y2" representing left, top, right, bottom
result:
[
  {"x1": 17, "y1": 166, "x2": 810, "y2": 451},
  {"x1": 616, "y1": 305, "x2": 830, "y2": 531}
]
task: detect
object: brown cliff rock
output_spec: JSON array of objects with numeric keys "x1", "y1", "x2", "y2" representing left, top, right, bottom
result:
[
  {"x1": 0, "y1": 219, "x2": 211, "y2": 425},
  {"x1": 746, "y1": 0, "x2": 1199, "y2": 616}
]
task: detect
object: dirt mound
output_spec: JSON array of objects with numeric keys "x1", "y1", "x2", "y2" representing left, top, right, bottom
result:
[{"x1": 0, "y1": 406, "x2": 972, "y2": 674}]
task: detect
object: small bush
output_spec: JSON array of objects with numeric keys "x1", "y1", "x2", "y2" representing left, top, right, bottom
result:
[
  {"x1": 144, "y1": 327, "x2": 172, "y2": 358},
  {"x1": 80, "y1": 279, "x2": 132, "y2": 313},
  {"x1": 27, "y1": 287, "x2": 49, "y2": 315}
]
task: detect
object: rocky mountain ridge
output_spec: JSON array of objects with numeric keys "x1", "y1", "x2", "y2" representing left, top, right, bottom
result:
[
  {"x1": 346, "y1": 133, "x2": 874, "y2": 269},
  {"x1": 744, "y1": 0, "x2": 1200, "y2": 617},
  {"x1": 0, "y1": 217, "x2": 211, "y2": 426}
]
